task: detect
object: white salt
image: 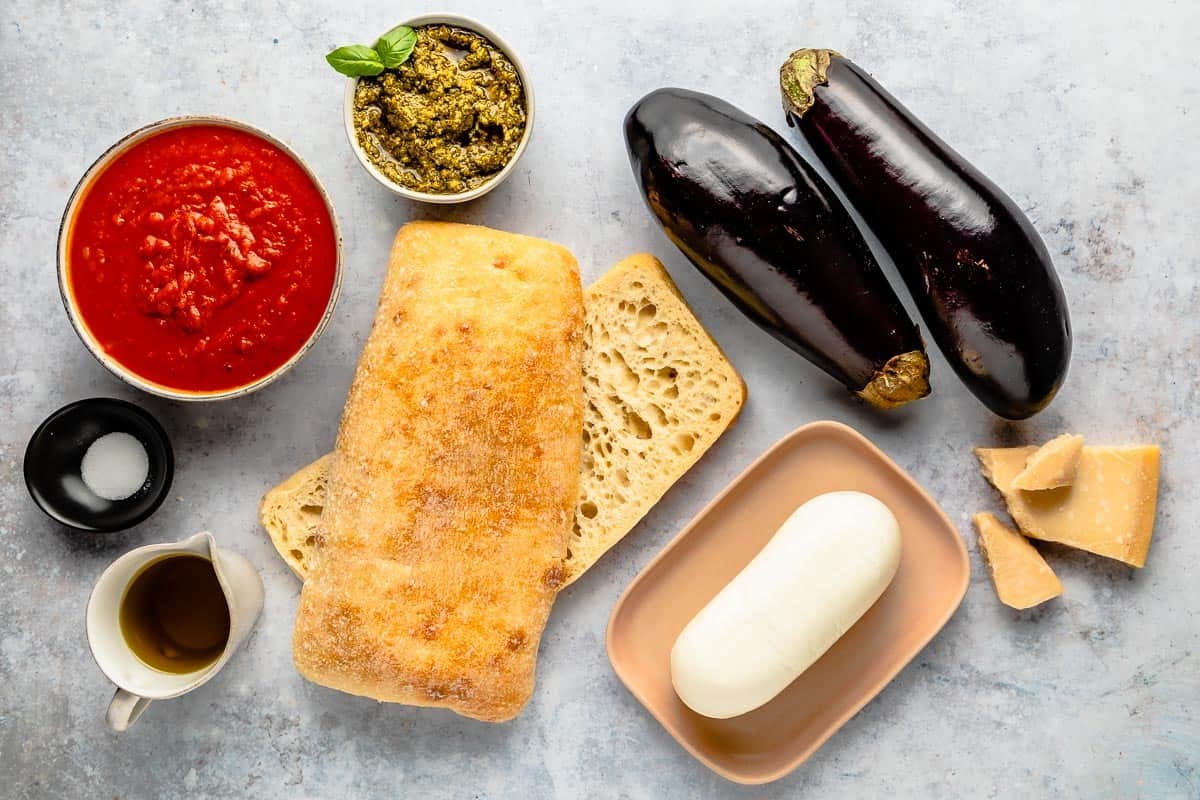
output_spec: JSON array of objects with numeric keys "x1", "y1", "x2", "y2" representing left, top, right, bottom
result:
[{"x1": 81, "y1": 432, "x2": 149, "y2": 501}]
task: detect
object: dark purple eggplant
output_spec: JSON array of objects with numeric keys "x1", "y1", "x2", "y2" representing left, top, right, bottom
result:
[
  {"x1": 780, "y1": 50, "x2": 1071, "y2": 419},
  {"x1": 625, "y1": 88, "x2": 929, "y2": 409}
]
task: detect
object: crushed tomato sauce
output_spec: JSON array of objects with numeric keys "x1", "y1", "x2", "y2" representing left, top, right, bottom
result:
[{"x1": 67, "y1": 125, "x2": 337, "y2": 393}]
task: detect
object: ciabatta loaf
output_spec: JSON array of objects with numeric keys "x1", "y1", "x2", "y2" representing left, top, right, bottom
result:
[
  {"x1": 292, "y1": 222, "x2": 584, "y2": 722},
  {"x1": 262, "y1": 255, "x2": 745, "y2": 587},
  {"x1": 262, "y1": 255, "x2": 745, "y2": 586}
]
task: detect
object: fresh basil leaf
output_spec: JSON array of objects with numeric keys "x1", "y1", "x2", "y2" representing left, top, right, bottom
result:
[
  {"x1": 375, "y1": 25, "x2": 417, "y2": 69},
  {"x1": 325, "y1": 44, "x2": 385, "y2": 77}
]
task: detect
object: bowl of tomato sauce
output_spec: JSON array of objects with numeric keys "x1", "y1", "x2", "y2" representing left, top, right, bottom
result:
[{"x1": 58, "y1": 116, "x2": 342, "y2": 401}]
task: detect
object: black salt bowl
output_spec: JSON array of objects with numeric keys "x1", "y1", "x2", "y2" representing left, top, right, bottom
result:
[{"x1": 24, "y1": 398, "x2": 174, "y2": 532}]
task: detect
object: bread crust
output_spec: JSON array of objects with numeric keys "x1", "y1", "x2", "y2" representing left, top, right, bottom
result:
[{"x1": 292, "y1": 222, "x2": 584, "y2": 722}]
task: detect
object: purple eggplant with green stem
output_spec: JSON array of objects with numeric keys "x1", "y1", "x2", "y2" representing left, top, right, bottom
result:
[{"x1": 780, "y1": 49, "x2": 1071, "y2": 420}]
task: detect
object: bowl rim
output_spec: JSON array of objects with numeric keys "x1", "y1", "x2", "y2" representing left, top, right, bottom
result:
[
  {"x1": 341, "y1": 13, "x2": 535, "y2": 204},
  {"x1": 23, "y1": 397, "x2": 176, "y2": 533},
  {"x1": 56, "y1": 115, "x2": 344, "y2": 403}
]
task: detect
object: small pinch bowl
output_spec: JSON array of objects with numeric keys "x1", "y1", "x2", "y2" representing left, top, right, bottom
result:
[
  {"x1": 57, "y1": 115, "x2": 344, "y2": 402},
  {"x1": 25, "y1": 398, "x2": 174, "y2": 533},
  {"x1": 342, "y1": 14, "x2": 535, "y2": 204}
]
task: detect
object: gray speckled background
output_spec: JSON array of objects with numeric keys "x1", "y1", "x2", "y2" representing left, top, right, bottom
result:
[{"x1": 2, "y1": 1, "x2": 1197, "y2": 797}]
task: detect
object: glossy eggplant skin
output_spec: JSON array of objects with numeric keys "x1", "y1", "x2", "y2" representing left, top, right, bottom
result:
[
  {"x1": 625, "y1": 88, "x2": 929, "y2": 408},
  {"x1": 780, "y1": 51, "x2": 1071, "y2": 419}
]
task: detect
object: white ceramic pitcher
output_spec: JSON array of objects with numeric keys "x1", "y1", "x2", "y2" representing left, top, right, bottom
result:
[{"x1": 86, "y1": 531, "x2": 264, "y2": 731}]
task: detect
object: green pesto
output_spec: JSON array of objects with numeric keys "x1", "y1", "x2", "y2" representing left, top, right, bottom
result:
[{"x1": 352, "y1": 25, "x2": 527, "y2": 194}]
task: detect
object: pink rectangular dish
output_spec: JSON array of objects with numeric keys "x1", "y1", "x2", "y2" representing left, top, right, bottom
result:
[{"x1": 606, "y1": 420, "x2": 970, "y2": 784}]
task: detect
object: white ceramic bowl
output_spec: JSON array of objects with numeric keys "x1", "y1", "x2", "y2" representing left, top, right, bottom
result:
[
  {"x1": 342, "y1": 14, "x2": 535, "y2": 204},
  {"x1": 57, "y1": 115, "x2": 343, "y2": 402}
]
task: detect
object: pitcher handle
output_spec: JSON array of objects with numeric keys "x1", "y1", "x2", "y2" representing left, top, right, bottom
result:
[{"x1": 106, "y1": 688, "x2": 153, "y2": 732}]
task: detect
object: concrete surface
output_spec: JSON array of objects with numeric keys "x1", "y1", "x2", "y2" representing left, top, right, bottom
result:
[{"x1": 1, "y1": 0, "x2": 1197, "y2": 797}]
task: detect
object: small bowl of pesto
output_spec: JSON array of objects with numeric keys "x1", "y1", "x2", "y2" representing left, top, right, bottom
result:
[{"x1": 332, "y1": 15, "x2": 533, "y2": 203}]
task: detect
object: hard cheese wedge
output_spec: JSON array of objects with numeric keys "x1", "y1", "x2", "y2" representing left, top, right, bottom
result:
[
  {"x1": 972, "y1": 513, "x2": 1062, "y2": 609},
  {"x1": 1012, "y1": 434, "x2": 1084, "y2": 491},
  {"x1": 976, "y1": 445, "x2": 1161, "y2": 567}
]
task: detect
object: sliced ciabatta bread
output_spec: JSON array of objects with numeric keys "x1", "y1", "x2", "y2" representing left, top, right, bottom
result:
[
  {"x1": 569, "y1": 253, "x2": 745, "y2": 579},
  {"x1": 258, "y1": 253, "x2": 745, "y2": 586},
  {"x1": 258, "y1": 453, "x2": 330, "y2": 579}
]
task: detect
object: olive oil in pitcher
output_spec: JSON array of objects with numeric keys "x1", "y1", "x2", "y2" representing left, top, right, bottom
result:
[{"x1": 119, "y1": 554, "x2": 230, "y2": 674}]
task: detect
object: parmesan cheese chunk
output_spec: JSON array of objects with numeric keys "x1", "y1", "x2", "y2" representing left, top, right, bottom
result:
[
  {"x1": 1012, "y1": 434, "x2": 1084, "y2": 491},
  {"x1": 972, "y1": 513, "x2": 1062, "y2": 609},
  {"x1": 976, "y1": 444, "x2": 1161, "y2": 568}
]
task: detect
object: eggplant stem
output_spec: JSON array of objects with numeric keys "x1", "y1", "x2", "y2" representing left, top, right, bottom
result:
[
  {"x1": 858, "y1": 350, "x2": 931, "y2": 409},
  {"x1": 780, "y1": 48, "x2": 842, "y2": 120}
]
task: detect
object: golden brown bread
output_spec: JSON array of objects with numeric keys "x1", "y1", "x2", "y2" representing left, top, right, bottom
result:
[
  {"x1": 292, "y1": 221, "x2": 584, "y2": 722},
  {"x1": 260, "y1": 254, "x2": 746, "y2": 587}
]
